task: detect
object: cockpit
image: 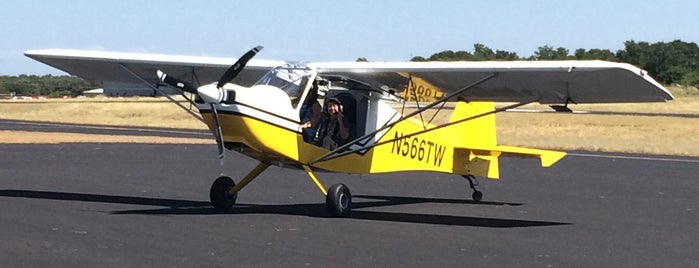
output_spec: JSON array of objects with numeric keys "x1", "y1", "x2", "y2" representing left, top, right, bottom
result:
[
  {"x1": 252, "y1": 63, "x2": 395, "y2": 151},
  {"x1": 253, "y1": 63, "x2": 316, "y2": 109}
]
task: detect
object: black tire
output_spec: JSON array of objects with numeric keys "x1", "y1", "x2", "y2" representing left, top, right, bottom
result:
[
  {"x1": 326, "y1": 183, "x2": 352, "y2": 217},
  {"x1": 210, "y1": 176, "x2": 237, "y2": 210},
  {"x1": 472, "y1": 190, "x2": 483, "y2": 203}
]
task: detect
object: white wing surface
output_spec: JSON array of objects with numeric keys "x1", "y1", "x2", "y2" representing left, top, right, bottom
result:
[
  {"x1": 24, "y1": 49, "x2": 284, "y2": 93},
  {"x1": 309, "y1": 60, "x2": 673, "y2": 104}
]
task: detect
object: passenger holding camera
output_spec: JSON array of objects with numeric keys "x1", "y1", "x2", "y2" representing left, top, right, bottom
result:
[{"x1": 315, "y1": 98, "x2": 351, "y2": 150}]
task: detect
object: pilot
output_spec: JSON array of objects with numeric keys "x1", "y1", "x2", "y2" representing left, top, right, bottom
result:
[
  {"x1": 299, "y1": 80, "x2": 321, "y2": 143},
  {"x1": 314, "y1": 98, "x2": 351, "y2": 150}
]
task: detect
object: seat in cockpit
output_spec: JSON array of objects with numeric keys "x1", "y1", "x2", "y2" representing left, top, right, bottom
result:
[{"x1": 329, "y1": 92, "x2": 357, "y2": 140}]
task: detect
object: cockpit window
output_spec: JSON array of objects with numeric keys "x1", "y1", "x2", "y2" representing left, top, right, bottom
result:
[{"x1": 254, "y1": 64, "x2": 315, "y2": 108}]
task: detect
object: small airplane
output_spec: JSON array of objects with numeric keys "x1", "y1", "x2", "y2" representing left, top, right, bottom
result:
[{"x1": 25, "y1": 46, "x2": 673, "y2": 216}]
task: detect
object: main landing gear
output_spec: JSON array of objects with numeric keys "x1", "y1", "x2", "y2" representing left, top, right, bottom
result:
[
  {"x1": 325, "y1": 183, "x2": 352, "y2": 216},
  {"x1": 207, "y1": 162, "x2": 353, "y2": 216},
  {"x1": 462, "y1": 175, "x2": 483, "y2": 202},
  {"x1": 210, "y1": 176, "x2": 237, "y2": 210},
  {"x1": 302, "y1": 165, "x2": 352, "y2": 216}
]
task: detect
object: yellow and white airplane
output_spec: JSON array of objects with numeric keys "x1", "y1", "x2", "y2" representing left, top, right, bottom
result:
[{"x1": 25, "y1": 46, "x2": 672, "y2": 216}]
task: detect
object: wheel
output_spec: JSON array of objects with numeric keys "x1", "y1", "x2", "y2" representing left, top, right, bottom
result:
[
  {"x1": 326, "y1": 183, "x2": 352, "y2": 216},
  {"x1": 472, "y1": 190, "x2": 483, "y2": 203},
  {"x1": 210, "y1": 176, "x2": 237, "y2": 210}
]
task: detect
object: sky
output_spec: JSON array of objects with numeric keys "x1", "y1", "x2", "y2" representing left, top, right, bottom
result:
[{"x1": 2, "y1": 0, "x2": 698, "y2": 75}]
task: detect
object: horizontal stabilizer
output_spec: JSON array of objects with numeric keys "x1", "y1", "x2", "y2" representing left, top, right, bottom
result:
[
  {"x1": 494, "y1": 146, "x2": 567, "y2": 167},
  {"x1": 455, "y1": 146, "x2": 566, "y2": 179}
]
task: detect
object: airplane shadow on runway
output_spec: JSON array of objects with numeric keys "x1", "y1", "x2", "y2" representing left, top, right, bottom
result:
[{"x1": 0, "y1": 189, "x2": 569, "y2": 228}]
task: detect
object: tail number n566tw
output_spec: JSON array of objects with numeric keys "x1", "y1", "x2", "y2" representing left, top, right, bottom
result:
[{"x1": 390, "y1": 131, "x2": 446, "y2": 167}]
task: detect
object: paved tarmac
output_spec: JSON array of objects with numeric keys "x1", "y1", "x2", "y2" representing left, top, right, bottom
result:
[
  {"x1": 1, "y1": 123, "x2": 698, "y2": 267},
  {"x1": 0, "y1": 119, "x2": 210, "y2": 138}
]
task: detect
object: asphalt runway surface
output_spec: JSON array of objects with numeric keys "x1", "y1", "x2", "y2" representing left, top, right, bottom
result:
[
  {"x1": 1, "y1": 122, "x2": 698, "y2": 267},
  {"x1": 0, "y1": 119, "x2": 210, "y2": 138}
]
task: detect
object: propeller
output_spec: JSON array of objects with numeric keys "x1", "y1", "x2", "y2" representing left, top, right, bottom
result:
[
  {"x1": 156, "y1": 70, "x2": 196, "y2": 94},
  {"x1": 217, "y1": 45, "x2": 263, "y2": 88},
  {"x1": 157, "y1": 46, "x2": 264, "y2": 165}
]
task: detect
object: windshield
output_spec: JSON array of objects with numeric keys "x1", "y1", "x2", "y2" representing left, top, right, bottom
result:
[{"x1": 254, "y1": 64, "x2": 315, "y2": 107}]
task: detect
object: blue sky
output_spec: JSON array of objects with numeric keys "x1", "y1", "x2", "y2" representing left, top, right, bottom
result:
[{"x1": 2, "y1": 0, "x2": 697, "y2": 75}]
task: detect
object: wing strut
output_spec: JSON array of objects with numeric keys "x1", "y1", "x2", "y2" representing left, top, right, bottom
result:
[
  {"x1": 309, "y1": 72, "x2": 500, "y2": 164},
  {"x1": 403, "y1": 75, "x2": 449, "y2": 130},
  {"x1": 117, "y1": 63, "x2": 204, "y2": 123},
  {"x1": 405, "y1": 74, "x2": 427, "y2": 129}
]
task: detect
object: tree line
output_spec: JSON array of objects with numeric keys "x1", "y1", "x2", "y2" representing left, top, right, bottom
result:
[
  {"x1": 2, "y1": 39, "x2": 697, "y2": 97},
  {"x1": 0, "y1": 74, "x2": 98, "y2": 97}
]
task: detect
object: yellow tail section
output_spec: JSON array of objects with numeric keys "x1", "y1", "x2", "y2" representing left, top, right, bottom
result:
[
  {"x1": 444, "y1": 101, "x2": 566, "y2": 179},
  {"x1": 447, "y1": 101, "x2": 498, "y2": 148},
  {"x1": 370, "y1": 100, "x2": 565, "y2": 178}
]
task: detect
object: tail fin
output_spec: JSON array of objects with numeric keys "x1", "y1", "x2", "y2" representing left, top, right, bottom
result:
[{"x1": 447, "y1": 100, "x2": 498, "y2": 148}]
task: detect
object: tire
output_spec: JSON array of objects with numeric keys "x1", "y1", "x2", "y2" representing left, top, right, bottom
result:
[
  {"x1": 210, "y1": 176, "x2": 237, "y2": 210},
  {"x1": 326, "y1": 183, "x2": 352, "y2": 217},
  {"x1": 472, "y1": 190, "x2": 483, "y2": 203}
]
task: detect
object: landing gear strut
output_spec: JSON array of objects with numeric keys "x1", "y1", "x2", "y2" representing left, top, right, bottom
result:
[
  {"x1": 462, "y1": 175, "x2": 483, "y2": 202},
  {"x1": 209, "y1": 162, "x2": 270, "y2": 211},
  {"x1": 302, "y1": 165, "x2": 352, "y2": 217}
]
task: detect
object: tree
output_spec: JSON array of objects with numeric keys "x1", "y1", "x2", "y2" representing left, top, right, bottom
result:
[
  {"x1": 681, "y1": 70, "x2": 699, "y2": 87},
  {"x1": 617, "y1": 40, "x2": 699, "y2": 85},
  {"x1": 533, "y1": 45, "x2": 553, "y2": 60},
  {"x1": 428, "y1": 50, "x2": 474, "y2": 61},
  {"x1": 533, "y1": 45, "x2": 571, "y2": 60},
  {"x1": 473, "y1": 43, "x2": 495, "y2": 60},
  {"x1": 574, "y1": 48, "x2": 616, "y2": 61},
  {"x1": 495, "y1": 50, "x2": 518, "y2": 60},
  {"x1": 0, "y1": 75, "x2": 97, "y2": 97}
]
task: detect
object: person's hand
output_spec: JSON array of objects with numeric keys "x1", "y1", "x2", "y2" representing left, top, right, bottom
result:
[{"x1": 301, "y1": 122, "x2": 311, "y2": 129}]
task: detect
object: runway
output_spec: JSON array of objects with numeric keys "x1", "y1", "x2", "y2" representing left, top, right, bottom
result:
[{"x1": 1, "y1": 123, "x2": 698, "y2": 266}]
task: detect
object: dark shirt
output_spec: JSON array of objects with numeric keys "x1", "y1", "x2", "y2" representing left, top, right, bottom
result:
[{"x1": 315, "y1": 115, "x2": 351, "y2": 150}]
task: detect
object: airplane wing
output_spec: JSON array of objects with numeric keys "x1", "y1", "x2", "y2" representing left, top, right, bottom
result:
[
  {"x1": 25, "y1": 49, "x2": 672, "y2": 104},
  {"x1": 24, "y1": 49, "x2": 285, "y2": 93},
  {"x1": 308, "y1": 61, "x2": 673, "y2": 104}
]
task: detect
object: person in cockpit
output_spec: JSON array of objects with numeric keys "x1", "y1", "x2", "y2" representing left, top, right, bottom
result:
[
  {"x1": 299, "y1": 80, "x2": 321, "y2": 143},
  {"x1": 314, "y1": 98, "x2": 351, "y2": 150}
]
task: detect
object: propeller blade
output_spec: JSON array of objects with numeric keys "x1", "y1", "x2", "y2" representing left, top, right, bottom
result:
[
  {"x1": 217, "y1": 46, "x2": 263, "y2": 88},
  {"x1": 210, "y1": 103, "x2": 225, "y2": 165},
  {"x1": 157, "y1": 70, "x2": 197, "y2": 94}
]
